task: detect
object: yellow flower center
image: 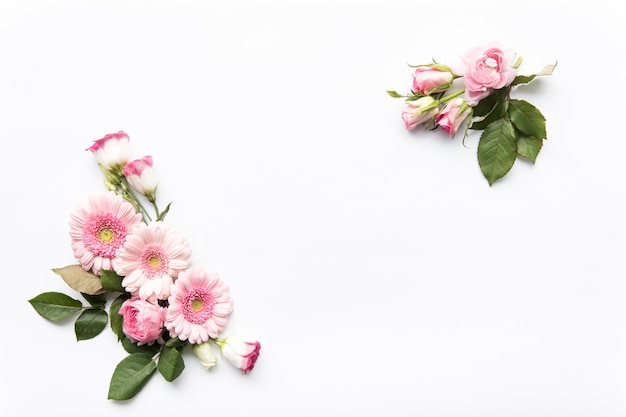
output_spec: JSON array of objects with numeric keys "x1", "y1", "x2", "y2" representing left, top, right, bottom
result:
[
  {"x1": 147, "y1": 256, "x2": 160, "y2": 269},
  {"x1": 191, "y1": 298, "x2": 204, "y2": 311},
  {"x1": 99, "y1": 228, "x2": 114, "y2": 242}
]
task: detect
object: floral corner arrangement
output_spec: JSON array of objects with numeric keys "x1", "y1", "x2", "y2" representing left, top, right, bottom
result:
[
  {"x1": 28, "y1": 131, "x2": 261, "y2": 401},
  {"x1": 387, "y1": 42, "x2": 557, "y2": 185}
]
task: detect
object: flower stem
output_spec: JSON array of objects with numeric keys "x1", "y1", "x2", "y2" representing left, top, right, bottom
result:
[
  {"x1": 117, "y1": 176, "x2": 153, "y2": 224},
  {"x1": 151, "y1": 200, "x2": 160, "y2": 220}
]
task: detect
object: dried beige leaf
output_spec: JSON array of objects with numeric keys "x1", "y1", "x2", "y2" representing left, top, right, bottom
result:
[{"x1": 52, "y1": 265, "x2": 105, "y2": 295}]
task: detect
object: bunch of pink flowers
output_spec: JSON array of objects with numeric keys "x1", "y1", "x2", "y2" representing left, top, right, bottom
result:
[
  {"x1": 390, "y1": 42, "x2": 520, "y2": 136},
  {"x1": 30, "y1": 131, "x2": 261, "y2": 401},
  {"x1": 388, "y1": 42, "x2": 556, "y2": 185}
]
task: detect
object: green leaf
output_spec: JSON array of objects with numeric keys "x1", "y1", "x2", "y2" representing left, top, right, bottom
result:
[
  {"x1": 508, "y1": 99, "x2": 547, "y2": 139},
  {"x1": 156, "y1": 202, "x2": 173, "y2": 222},
  {"x1": 82, "y1": 293, "x2": 106, "y2": 308},
  {"x1": 75, "y1": 309, "x2": 108, "y2": 341},
  {"x1": 517, "y1": 135, "x2": 544, "y2": 164},
  {"x1": 511, "y1": 62, "x2": 557, "y2": 86},
  {"x1": 386, "y1": 90, "x2": 403, "y2": 98},
  {"x1": 164, "y1": 336, "x2": 186, "y2": 348},
  {"x1": 471, "y1": 87, "x2": 508, "y2": 118},
  {"x1": 477, "y1": 118, "x2": 518, "y2": 186},
  {"x1": 109, "y1": 293, "x2": 130, "y2": 341},
  {"x1": 470, "y1": 101, "x2": 508, "y2": 131},
  {"x1": 158, "y1": 346, "x2": 185, "y2": 382},
  {"x1": 28, "y1": 292, "x2": 82, "y2": 322},
  {"x1": 52, "y1": 265, "x2": 104, "y2": 295},
  {"x1": 100, "y1": 269, "x2": 125, "y2": 292},
  {"x1": 108, "y1": 353, "x2": 157, "y2": 401},
  {"x1": 121, "y1": 337, "x2": 160, "y2": 356}
]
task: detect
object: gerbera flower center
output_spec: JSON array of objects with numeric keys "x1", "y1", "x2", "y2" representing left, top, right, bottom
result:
[
  {"x1": 147, "y1": 256, "x2": 160, "y2": 269},
  {"x1": 183, "y1": 288, "x2": 215, "y2": 324},
  {"x1": 140, "y1": 244, "x2": 169, "y2": 279},
  {"x1": 99, "y1": 228, "x2": 114, "y2": 242},
  {"x1": 83, "y1": 212, "x2": 127, "y2": 258},
  {"x1": 191, "y1": 299, "x2": 203, "y2": 311}
]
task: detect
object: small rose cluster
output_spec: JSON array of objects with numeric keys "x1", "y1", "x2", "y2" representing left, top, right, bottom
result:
[
  {"x1": 395, "y1": 42, "x2": 519, "y2": 135},
  {"x1": 388, "y1": 42, "x2": 556, "y2": 185},
  {"x1": 31, "y1": 131, "x2": 260, "y2": 401}
]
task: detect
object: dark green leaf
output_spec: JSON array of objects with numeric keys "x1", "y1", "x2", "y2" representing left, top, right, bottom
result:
[
  {"x1": 121, "y1": 337, "x2": 160, "y2": 356},
  {"x1": 100, "y1": 269, "x2": 125, "y2": 292},
  {"x1": 477, "y1": 118, "x2": 518, "y2": 186},
  {"x1": 158, "y1": 346, "x2": 185, "y2": 382},
  {"x1": 75, "y1": 309, "x2": 108, "y2": 341},
  {"x1": 165, "y1": 336, "x2": 186, "y2": 348},
  {"x1": 52, "y1": 265, "x2": 105, "y2": 295},
  {"x1": 110, "y1": 293, "x2": 130, "y2": 341},
  {"x1": 517, "y1": 136, "x2": 544, "y2": 164},
  {"x1": 108, "y1": 353, "x2": 157, "y2": 401},
  {"x1": 28, "y1": 292, "x2": 82, "y2": 322},
  {"x1": 470, "y1": 101, "x2": 508, "y2": 131},
  {"x1": 471, "y1": 87, "x2": 508, "y2": 118},
  {"x1": 82, "y1": 293, "x2": 106, "y2": 308},
  {"x1": 508, "y1": 99, "x2": 546, "y2": 139}
]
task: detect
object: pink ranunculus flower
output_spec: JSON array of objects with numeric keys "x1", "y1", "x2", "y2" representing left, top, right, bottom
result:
[
  {"x1": 118, "y1": 297, "x2": 166, "y2": 346},
  {"x1": 215, "y1": 335, "x2": 261, "y2": 375},
  {"x1": 69, "y1": 191, "x2": 143, "y2": 276},
  {"x1": 412, "y1": 65, "x2": 454, "y2": 95},
  {"x1": 114, "y1": 221, "x2": 192, "y2": 301},
  {"x1": 401, "y1": 96, "x2": 439, "y2": 131},
  {"x1": 436, "y1": 97, "x2": 472, "y2": 135},
  {"x1": 86, "y1": 131, "x2": 131, "y2": 171},
  {"x1": 460, "y1": 42, "x2": 517, "y2": 105},
  {"x1": 164, "y1": 268, "x2": 233, "y2": 344},
  {"x1": 123, "y1": 155, "x2": 158, "y2": 202}
]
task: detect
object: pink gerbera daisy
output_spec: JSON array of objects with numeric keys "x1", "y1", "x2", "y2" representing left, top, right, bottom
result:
[
  {"x1": 165, "y1": 268, "x2": 233, "y2": 344},
  {"x1": 114, "y1": 221, "x2": 192, "y2": 300},
  {"x1": 69, "y1": 192, "x2": 142, "y2": 276}
]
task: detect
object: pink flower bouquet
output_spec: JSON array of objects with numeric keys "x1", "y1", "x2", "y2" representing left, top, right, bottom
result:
[
  {"x1": 29, "y1": 131, "x2": 261, "y2": 401},
  {"x1": 388, "y1": 42, "x2": 557, "y2": 185}
]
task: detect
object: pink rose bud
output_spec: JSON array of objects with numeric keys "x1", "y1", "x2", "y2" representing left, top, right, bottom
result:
[
  {"x1": 86, "y1": 131, "x2": 131, "y2": 171},
  {"x1": 436, "y1": 98, "x2": 471, "y2": 135},
  {"x1": 216, "y1": 335, "x2": 261, "y2": 375},
  {"x1": 123, "y1": 155, "x2": 158, "y2": 201},
  {"x1": 401, "y1": 96, "x2": 439, "y2": 131},
  {"x1": 412, "y1": 65, "x2": 454, "y2": 95},
  {"x1": 118, "y1": 297, "x2": 166, "y2": 346},
  {"x1": 460, "y1": 42, "x2": 518, "y2": 105}
]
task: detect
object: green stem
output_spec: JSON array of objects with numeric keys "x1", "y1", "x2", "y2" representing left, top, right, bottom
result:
[
  {"x1": 439, "y1": 88, "x2": 465, "y2": 103},
  {"x1": 119, "y1": 177, "x2": 153, "y2": 223},
  {"x1": 151, "y1": 200, "x2": 160, "y2": 220},
  {"x1": 419, "y1": 89, "x2": 466, "y2": 114}
]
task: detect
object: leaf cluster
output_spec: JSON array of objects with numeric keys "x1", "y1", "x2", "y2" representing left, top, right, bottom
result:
[
  {"x1": 471, "y1": 63, "x2": 556, "y2": 185},
  {"x1": 28, "y1": 267, "x2": 188, "y2": 401}
]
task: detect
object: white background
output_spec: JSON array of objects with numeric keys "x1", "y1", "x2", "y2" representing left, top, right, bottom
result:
[{"x1": 1, "y1": 1, "x2": 625, "y2": 416}]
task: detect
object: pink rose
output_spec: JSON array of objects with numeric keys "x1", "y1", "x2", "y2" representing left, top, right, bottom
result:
[
  {"x1": 460, "y1": 42, "x2": 517, "y2": 105},
  {"x1": 119, "y1": 297, "x2": 166, "y2": 346},
  {"x1": 401, "y1": 96, "x2": 439, "y2": 131},
  {"x1": 412, "y1": 65, "x2": 454, "y2": 95},
  {"x1": 216, "y1": 335, "x2": 261, "y2": 375},
  {"x1": 436, "y1": 98, "x2": 471, "y2": 135},
  {"x1": 123, "y1": 155, "x2": 158, "y2": 201},
  {"x1": 86, "y1": 131, "x2": 131, "y2": 170}
]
